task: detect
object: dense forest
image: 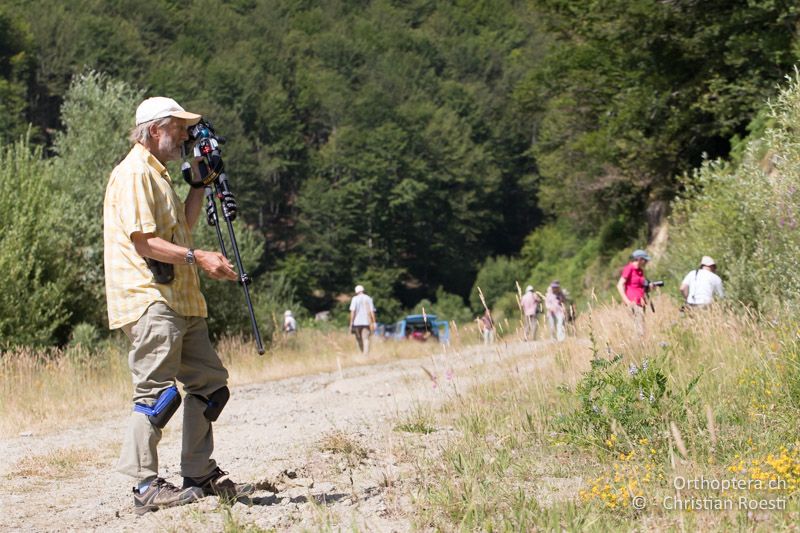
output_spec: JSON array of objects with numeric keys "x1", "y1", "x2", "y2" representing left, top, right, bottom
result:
[{"x1": 1, "y1": 0, "x2": 798, "y2": 347}]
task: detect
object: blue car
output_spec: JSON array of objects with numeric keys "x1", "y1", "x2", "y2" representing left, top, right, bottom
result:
[{"x1": 376, "y1": 314, "x2": 450, "y2": 344}]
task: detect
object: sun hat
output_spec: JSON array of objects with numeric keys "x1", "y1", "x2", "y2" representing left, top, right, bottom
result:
[
  {"x1": 135, "y1": 96, "x2": 202, "y2": 126},
  {"x1": 525, "y1": 285, "x2": 533, "y2": 292},
  {"x1": 354, "y1": 285, "x2": 365, "y2": 294},
  {"x1": 550, "y1": 281, "x2": 560, "y2": 288},
  {"x1": 700, "y1": 256, "x2": 716, "y2": 267},
  {"x1": 631, "y1": 249, "x2": 651, "y2": 261},
  {"x1": 284, "y1": 310, "x2": 293, "y2": 316}
]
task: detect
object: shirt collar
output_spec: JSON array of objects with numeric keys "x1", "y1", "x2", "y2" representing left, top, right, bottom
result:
[{"x1": 134, "y1": 143, "x2": 171, "y2": 182}]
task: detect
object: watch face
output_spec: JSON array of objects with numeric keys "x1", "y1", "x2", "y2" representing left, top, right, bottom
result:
[{"x1": 186, "y1": 250, "x2": 195, "y2": 264}]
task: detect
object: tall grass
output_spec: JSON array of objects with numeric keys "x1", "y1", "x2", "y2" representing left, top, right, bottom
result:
[
  {"x1": 0, "y1": 343, "x2": 130, "y2": 434},
  {"x1": 412, "y1": 296, "x2": 800, "y2": 530},
  {"x1": 0, "y1": 325, "x2": 477, "y2": 435}
]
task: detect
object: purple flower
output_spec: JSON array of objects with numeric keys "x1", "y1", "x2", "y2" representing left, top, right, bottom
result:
[{"x1": 628, "y1": 363, "x2": 639, "y2": 376}]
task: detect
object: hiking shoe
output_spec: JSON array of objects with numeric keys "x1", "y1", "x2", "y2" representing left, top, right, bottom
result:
[
  {"x1": 183, "y1": 467, "x2": 255, "y2": 499},
  {"x1": 133, "y1": 477, "x2": 203, "y2": 516}
]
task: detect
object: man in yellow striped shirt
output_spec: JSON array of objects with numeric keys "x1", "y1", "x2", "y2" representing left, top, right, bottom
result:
[{"x1": 104, "y1": 96, "x2": 253, "y2": 514}]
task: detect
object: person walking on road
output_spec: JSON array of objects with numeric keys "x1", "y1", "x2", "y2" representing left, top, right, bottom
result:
[
  {"x1": 349, "y1": 284, "x2": 376, "y2": 354},
  {"x1": 545, "y1": 281, "x2": 567, "y2": 341},
  {"x1": 479, "y1": 309, "x2": 495, "y2": 345},
  {"x1": 520, "y1": 285, "x2": 543, "y2": 341}
]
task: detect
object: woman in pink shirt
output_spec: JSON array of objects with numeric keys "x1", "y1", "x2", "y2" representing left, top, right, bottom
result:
[{"x1": 617, "y1": 249, "x2": 650, "y2": 336}]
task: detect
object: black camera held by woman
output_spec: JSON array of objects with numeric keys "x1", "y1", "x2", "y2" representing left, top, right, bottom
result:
[{"x1": 644, "y1": 279, "x2": 665, "y2": 292}]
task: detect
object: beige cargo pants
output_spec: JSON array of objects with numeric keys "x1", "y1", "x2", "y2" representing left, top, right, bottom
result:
[{"x1": 117, "y1": 302, "x2": 229, "y2": 482}]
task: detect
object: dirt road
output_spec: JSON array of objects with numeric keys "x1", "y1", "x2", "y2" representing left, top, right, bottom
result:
[{"x1": 0, "y1": 339, "x2": 548, "y2": 532}]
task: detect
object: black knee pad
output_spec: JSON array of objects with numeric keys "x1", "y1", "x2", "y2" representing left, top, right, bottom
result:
[
  {"x1": 193, "y1": 386, "x2": 229, "y2": 422},
  {"x1": 134, "y1": 386, "x2": 182, "y2": 428}
]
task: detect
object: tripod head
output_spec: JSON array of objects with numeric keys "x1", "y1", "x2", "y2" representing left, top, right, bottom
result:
[
  {"x1": 180, "y1": 118, "x2": 237, "y2": 220},
  {"x1": 181, "y1": 117, "x2": 264, "y2": 354},
  {"x1": 187, "y1": 118, "x2": 226, "y2": 150},
  {"x1": 184, "y1": 119, "x2": 226, "y2": 178}
]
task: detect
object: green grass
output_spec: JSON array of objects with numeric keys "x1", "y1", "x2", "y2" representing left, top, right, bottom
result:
[{"x1": 408, "y1": 297, "x2": 800, "y2": 531}]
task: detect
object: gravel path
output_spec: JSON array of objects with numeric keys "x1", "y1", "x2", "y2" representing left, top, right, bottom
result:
[{"x1": 0, "y1": 338, "x2": 552, "y2": 532}]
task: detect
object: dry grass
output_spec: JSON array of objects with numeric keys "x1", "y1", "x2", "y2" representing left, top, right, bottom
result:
[
  {"x1": 318, "y1": 430, "x2": 369, "y2": 464},
  {"x1": 410, "y1": 295, "x2": 800, "y2": 530},
  {"x1": 0, "y1": 344, "x2": 130, "y2": 435},
  {"x1": 13, "y1": 445, "x2": 109, "y2": 479},
  {"x1": 0, "y1": 324, "x2": 482, "y2": 435},
  {"x1": 221, "y1": 325, "x2": 477, "y2": 387}
]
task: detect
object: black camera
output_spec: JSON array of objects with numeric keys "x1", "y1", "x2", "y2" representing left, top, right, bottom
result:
[
  {"x1": 185, "y1": 118, "x2": 225, "y2": 155},
  {"x1": 182, "y1": 118, "x2": 226, "y2": 187},
  {"x1": 644, "y1": 279, "x2": 665, "y2": 291},
  {"x1": 187, "y1": 118, "x2": 224, "y2": 143}
]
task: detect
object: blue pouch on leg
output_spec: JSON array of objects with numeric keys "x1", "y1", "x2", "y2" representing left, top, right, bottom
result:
[{"x1": 134, "y1": 386, "x2": 182, "y2": 428}]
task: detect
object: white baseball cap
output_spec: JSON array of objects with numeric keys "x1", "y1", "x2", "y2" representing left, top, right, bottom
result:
[
  {"x1": 135, "y1": 96, "x2": 202, "y2": 126},
  {"x1": 525, "y1": 285, "x2": 533, "y2": 292},
  {"x1": 355, "y1": 285, "x2": 365, "y2": 294},
  {"x1": 700, "y1": 256, "x2": 716, "y2": 267}
]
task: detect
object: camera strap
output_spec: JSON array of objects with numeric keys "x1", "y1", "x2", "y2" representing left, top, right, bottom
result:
[{"x1": 182, "y1": 160, "x2": 219, "y2": 189}]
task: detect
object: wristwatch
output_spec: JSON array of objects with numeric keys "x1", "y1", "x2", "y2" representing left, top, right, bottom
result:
[{"x1": 185, "y1": 248, "x2": 196, "y2": 265}]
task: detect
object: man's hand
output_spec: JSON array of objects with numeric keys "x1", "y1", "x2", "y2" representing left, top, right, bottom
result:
[{"x1": 195, "y1": 249, "x2": 238, "y2": 281}]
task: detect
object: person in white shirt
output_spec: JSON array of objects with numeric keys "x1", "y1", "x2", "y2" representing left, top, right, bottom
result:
[
  {"x1": 349, "y1": 284, "x2": 376, "y2": 354},
  {"x1": 283, "y1": 310, "x2": 297, "y2": 336},
  {"x1": 680, "y1": 256, "x2": 724, "y2": 309}
]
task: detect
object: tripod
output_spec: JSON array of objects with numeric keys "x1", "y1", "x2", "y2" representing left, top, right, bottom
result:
[{"x1": 182, "y1": 121, "x2": 265, "y2": 354}]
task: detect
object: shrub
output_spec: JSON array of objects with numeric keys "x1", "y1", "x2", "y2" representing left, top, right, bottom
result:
[
  {"x1": 469, "y1": 255, "x2": 526, "y2": 312},
  {"x1": 519, "y1": 221, "x2": 612, "y2": 303},
  {"x1": 51, "y1": 71, "x2": 142, "y2": 332},
  {"x1": 0, "y1": 140, "x2": 72, "y2": 346},
  {"x1": 666, "y1": 70, "x2": 800, "y2": 314},
  {"x1": 413, "y1": 287, "x2": 473, "y2": 325},
  {"x1": 556, "y1": 347, "x2": 700, "y2": 447}
]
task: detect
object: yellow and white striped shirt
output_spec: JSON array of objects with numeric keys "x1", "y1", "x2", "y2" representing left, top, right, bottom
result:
[{"x1": 103, "y1": 143, "x2": 207, "y2": 329}]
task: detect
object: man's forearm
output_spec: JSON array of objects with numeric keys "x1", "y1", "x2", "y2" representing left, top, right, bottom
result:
[
  {"x1": 133, "y1": 234, "x2": 189, "y2": 264},
  {"x1": 132, "y1": 231, "x2": 238, "y2": 281},
  {"x1": 185, "y1": 187, "x2": 205, "y2": 229}
]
